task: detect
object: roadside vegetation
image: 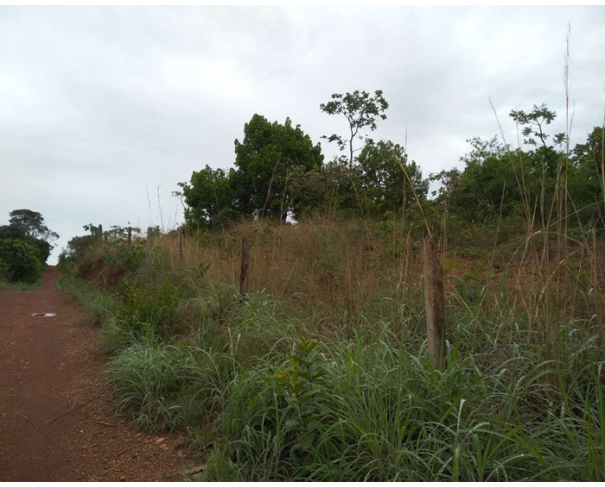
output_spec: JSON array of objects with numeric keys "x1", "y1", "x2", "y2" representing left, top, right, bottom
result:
[
  {"x1": 58, "y1": 213, "x2": 605, "y2": 481},
  {"x1": 57, "y1": 39, "x2": 604, "y2": 480}
]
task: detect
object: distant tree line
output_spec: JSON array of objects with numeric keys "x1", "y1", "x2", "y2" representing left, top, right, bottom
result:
[{"x1": 177, "y1": 92, "x2": 603, "y2": 236}]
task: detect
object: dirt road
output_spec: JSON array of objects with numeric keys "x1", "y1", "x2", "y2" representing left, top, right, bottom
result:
[{"x1": 0, "y1": 267, "x2": 188, "y2": 481}]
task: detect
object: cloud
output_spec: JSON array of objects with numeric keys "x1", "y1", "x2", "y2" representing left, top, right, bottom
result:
[{"x1": 0, "y1": 6, "x2": 603, "y2": 262}]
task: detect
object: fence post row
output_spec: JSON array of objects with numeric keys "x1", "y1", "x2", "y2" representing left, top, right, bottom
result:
[
  {"x1": 239, "y1": 237, "x2": 249, "y2": 298},
  {"x1": 178, "y1": 228, "x2": 184, "y2": 265},
  {"x1": 145, "y1": 227, "x2": 152, "y2": 266},
  {"x1": 422, "y1": 236, "x2": 446, "y2": 370}
]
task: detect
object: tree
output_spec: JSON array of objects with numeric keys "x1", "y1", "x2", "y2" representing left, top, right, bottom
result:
[
  {"x1": 0, "y1": 239, "x2": 44, "y2": 283},
  {"x1": 320, "y1": 90, "x2": 389, "y2": 169},
  {"x1": 177, "y1": 165, "x2": 236, "y2": 229},
  {"x1": 431, "y1": 136, "x2": 522, "y2": 224},
  {"x1": 357, "y1": 140, "x2": 428, "y2": 218},
  {"x1": 569, "y1": 126, "x2": 604, "y2": 220},
  {"x1": 432, "y1": 124, "x2": 604, "y2": 228},
  {"x1": 8, "y1": 209, "x2": 59, "y2": 242},
  {"x1": 509, "y1": 103, "x2": 564, "y2": 147},
  {"x1": 0, "y1": 209, "x2": 57, "y2": 264},
  {"x1": 290, "y1": 159, "x2": 360, "y2": 218},
  {"x1": 232, "y1": 114, "x2": 323, "y2": 220}
]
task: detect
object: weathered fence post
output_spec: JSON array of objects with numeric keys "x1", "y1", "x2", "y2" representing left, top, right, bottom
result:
[
  {"x1": 145, "y1": 227, "x2": 152, "y2": 266},
  {"x1": 239, "y1": 237, "x2": 249, "y2": 298},
  {"x1": 127, "y1": 226, "x2": 132, "y2": 247},
  {"x1": 97, "y1": 224, "x2": 103, "y2": 243},
  {"x1": 177, "y1": 228, "x2": 184, "y2": 266},
  {"x1": 423, "y1": 237, "x2": 445, "y2": 370}
]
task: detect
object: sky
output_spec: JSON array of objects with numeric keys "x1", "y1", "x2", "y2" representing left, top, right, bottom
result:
[{"x1": 1, "y1": 6, "x2": 604, "y2": 263}]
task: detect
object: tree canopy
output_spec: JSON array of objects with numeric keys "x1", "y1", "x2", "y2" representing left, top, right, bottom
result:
[
  {"x1": 179, "y1": 114, "x2": 324, "y2": 227},
  {"x1": 320, "y1": 90, "x2": 389, "y2": 168},
  {"x1": 8, "y1": 209, "x2": 59, "y2": 242},
  {"x1": 357, "y1": 140, "x2": 428, "y2": 218},
  {"x1": 0, "y1": 210, "x2": 58, "y2": 266},
  {"x1": 178, "y1": 97, "x2": 603, "y2": 235},
  {"x1": 232, "y1": 114, "x2": 324, "y2": 220}
]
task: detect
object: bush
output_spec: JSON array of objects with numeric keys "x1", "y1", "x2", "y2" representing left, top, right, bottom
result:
[
  {"x1": 0, "y1": 239, "x2": 44, "y2": 283},
  {"x1": 103, "y1": 245, "x2": 145, "y2": 272},
  {"x1": 113, "y1": 278, "x2": 180, "y2": 341}
]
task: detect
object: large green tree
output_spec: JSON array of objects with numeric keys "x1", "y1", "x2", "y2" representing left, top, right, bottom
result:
[
  {"x1": 357, "y1": 140, "x2": 428, "y2": 218},
  {"x1": 232, "y1": 114, "x2": 323, "y2": 220}
]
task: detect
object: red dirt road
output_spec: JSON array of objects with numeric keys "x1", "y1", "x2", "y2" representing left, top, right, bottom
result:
[{"x1": 0, "y1": 267, "x2": 188, "y2": 481}]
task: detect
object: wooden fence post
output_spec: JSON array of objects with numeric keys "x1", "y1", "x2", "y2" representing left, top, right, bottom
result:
[
  {"x1": 145, "y1": 227, "x2": 152, "y2": 266},
  {"x1": 423, "y1": 237, "x2": 445, "y2": 370},
  {"x1": 97, "y1": 224, "x2": 103, "y2": 243},
  {"x1": 239, "y1": 237, "x2": 249, "y2": 298},
  {"x1": 127, "y1": 227, "x2": 132, "y2": 247},
  {"x1": 178, "y1": 228, "x2": 184, "y2": 266}
]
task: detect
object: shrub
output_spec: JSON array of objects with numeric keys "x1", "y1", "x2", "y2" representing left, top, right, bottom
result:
[
  {"x1": 0, "y1": 239, "x2": 44, "y2": 283},
  {"x1": 104, "y1": 245, "x2": 145, "y2": 272},
  {"x1": 113, "y1": 278, "x2": 180, "y2": 340}
]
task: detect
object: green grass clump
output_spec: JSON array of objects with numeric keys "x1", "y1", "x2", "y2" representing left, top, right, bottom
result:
[
  {"x1": 57, "y1": 275, "x2": 116, "y2": 326},
  {"x1": 203, "y1": 327, "x2": 605, "y2": 481},
  {"x1": 107, "y1": 340, "x2": 241, "y2": 432},
  {"x1": 108, "y1": 342, "x2": 191, "y2": 431}
]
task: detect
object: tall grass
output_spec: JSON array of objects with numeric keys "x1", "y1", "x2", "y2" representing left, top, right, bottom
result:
[
  {"x1": 60, "y1": 221, "x2": 604, "y2": 480},
  {"x1": 57, "y1": 275, "x2": 116, "y2": 326}
]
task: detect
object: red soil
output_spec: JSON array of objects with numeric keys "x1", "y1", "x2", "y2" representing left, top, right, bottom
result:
[{"x1": 0, "y1": 267, "x2": 190, "y2": 481}]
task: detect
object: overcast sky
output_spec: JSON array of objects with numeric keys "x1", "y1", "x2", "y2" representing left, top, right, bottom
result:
[{"x1": 1, "y1": 6, "x2": 604, "y2": 263}]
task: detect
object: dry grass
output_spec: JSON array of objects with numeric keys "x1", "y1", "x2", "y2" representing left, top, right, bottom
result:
[{"x1": 133, "y1": 215, "x2": 603, "y2": 341}]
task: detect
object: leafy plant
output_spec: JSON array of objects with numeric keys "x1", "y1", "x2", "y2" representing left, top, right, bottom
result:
[
  {"x1": 114, "y1": 278, "x2": 180, "y2": 340},
  {"x1": 459, "y1": 246, "x2": 483, "y2": 260},
  {"x1": 272, "y1": 337, "x2": 329, "y2": 456}
]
